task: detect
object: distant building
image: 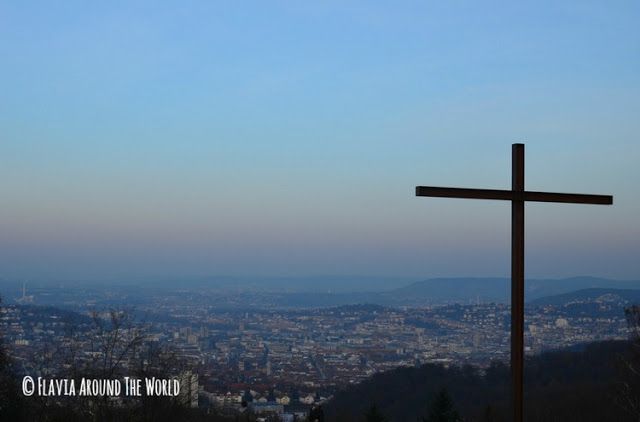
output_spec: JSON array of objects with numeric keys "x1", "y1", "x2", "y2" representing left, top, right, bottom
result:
[
  {"x1": 301, "y1": 394, "x2": 315, "y2": 404},
  {"x1": 16, "y1": 282, "x2": 34, "y2": 304},
  {"x1": 249, "y1": 401, "x2": 283, "y2": 415},
  {"x1": 277, "y1": 395, "x2": 291, "y2": 405}
]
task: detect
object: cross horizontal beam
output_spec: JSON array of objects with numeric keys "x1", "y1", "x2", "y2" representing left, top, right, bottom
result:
[{"x1": 416, "y1": 186, "x2": 613, "y2": 205}]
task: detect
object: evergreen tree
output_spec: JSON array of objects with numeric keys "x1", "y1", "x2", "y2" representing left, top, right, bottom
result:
[
  {"x1": 242, "y1": 390, "x2": 254, "y2": 404},
  {"x1": 364, "y1": 403, "x2": 388, "y2": 422},
  {"x1": 423, "y1": 388, "x2": 461, "y2": 422},
  {"x1": 309, "y1": 404, "x2": 325, "y2": 422},
  {"x1": 481, "y1": 404, "x2": 496, "y2": 422},
  {"x1": 619, "y1": 305, "x2": 640, "y2": 418}
]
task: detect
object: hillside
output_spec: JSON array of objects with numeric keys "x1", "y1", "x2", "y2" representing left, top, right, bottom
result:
[
  {"x1": 386, "y1": 276, "x2": 640, "y2": 305},
  {"x1": 324, "y1": 340, "x2": 640, "y2": 422},
  {"x1": 530, "y1": 288, "x2": 640, "y2": 306}
]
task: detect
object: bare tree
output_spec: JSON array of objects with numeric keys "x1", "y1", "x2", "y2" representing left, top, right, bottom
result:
[
  {"x1": 0, "y1": 296, "x2": 24, "y2": 420},
  {"x1": 45, "y1": 307, "x2": 194, "y2": 421}
]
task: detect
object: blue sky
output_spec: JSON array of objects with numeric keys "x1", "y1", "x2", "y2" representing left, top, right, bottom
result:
[{"x1": 1, "y1": 1, "x2": 638, "y2": 281}]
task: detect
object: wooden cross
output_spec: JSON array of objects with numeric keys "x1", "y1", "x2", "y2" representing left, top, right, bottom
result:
[{"x1": 415, "y1": 143, "x2": 612, "y2": 422}]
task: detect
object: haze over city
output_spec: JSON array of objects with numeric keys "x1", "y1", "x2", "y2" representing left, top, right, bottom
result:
[{"x1": 1, "y1": 1, "x2": 638, "y2": 282}]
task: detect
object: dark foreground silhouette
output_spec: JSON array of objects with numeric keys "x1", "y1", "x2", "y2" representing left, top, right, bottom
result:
[{"x1": 325, "y1": 339, "x2": 640, "y2": 421}]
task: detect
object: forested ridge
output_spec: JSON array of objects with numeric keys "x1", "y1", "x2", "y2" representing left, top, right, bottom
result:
[{"x1": 325, "y1": 339, "x2": 640, "y2": 421}]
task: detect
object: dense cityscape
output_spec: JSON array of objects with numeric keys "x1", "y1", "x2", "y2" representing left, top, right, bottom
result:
[{"x1": 1, "y1": 282, "x2": 631, "y2": 420}]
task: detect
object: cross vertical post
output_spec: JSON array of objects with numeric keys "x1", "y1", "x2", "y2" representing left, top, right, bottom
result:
[
  {"x1": 415, "y1": 143, "x2": 612, "y2": 422},
  {"x1": 511, "y1": 144, "x2": 525, "y2": 422}
]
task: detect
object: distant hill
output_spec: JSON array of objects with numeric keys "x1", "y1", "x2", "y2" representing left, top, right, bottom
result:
[
  {"x1": 5, "y1": 276, "x2": 640, "y2": 309},
  {"x1": 262, "y1": 277, "x2": 640, "y2": 308},
  {"x1": 383, "y1": 277, "x2": 509, "y2": 304},
  {"x1": 324, "y1": 340, "x2": 639, "y2": 422},
  {"x1": 383, "y1": 276, "x2": 640, "y2": 305},
  {"x1": 531, "y1": 288, "x2": 640, "y2": 306}
]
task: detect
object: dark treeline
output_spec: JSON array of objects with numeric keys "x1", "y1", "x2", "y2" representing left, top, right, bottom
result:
[{"x1": 325, "y1": 339, "x2": 640, "y2": 421}]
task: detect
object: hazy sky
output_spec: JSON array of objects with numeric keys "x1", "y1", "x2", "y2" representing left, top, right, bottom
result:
[{"x1": 1, "y1": 1, "x2": 638, "y2": 281}]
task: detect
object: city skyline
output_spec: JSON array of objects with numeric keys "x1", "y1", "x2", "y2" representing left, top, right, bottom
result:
[{"x1": 1, "y1": 2, "x2": 638, "y2": 281}]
